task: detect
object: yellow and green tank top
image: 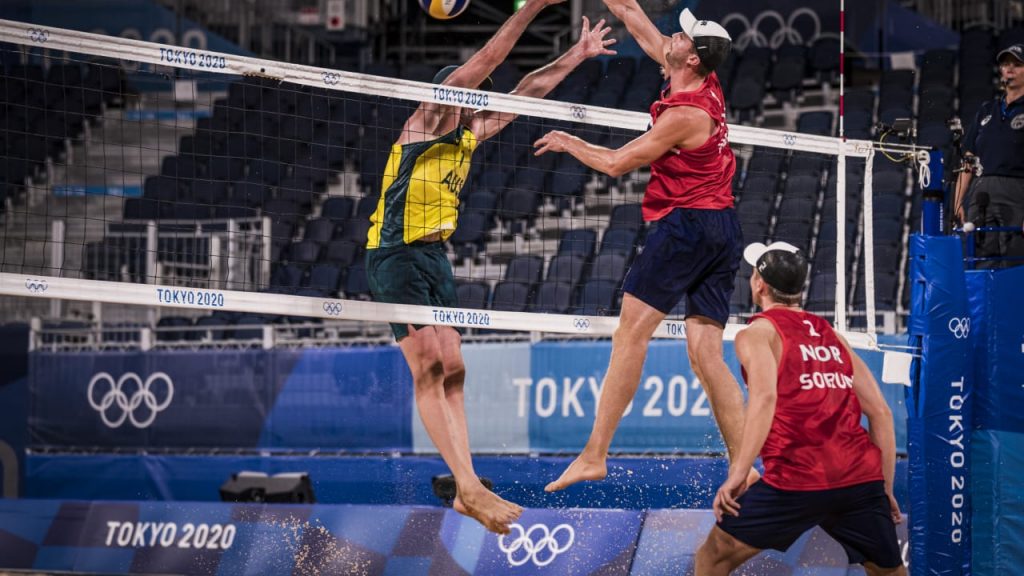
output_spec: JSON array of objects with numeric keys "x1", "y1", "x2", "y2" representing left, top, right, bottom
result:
[{"x1": 365, "y1": 125, "x2": 478, "y2": 249}]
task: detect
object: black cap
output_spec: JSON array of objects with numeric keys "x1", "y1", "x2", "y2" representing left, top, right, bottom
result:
[
  {"x1": 998, "y1": 44, "x2": 1024, "y2": 64},
  {"x1": 432, "y1": 65, "x2": 493, "y2": 91},
  {"x1": 743, "y1": 242, "x2": 809, "y2": 295}
]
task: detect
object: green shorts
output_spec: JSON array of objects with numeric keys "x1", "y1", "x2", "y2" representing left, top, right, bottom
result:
[{"x1": 365, "y1": 241, "x2": 461, "y2": 340}]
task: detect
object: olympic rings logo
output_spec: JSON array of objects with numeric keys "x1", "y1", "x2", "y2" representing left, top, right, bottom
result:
[
  {"x1": 322, "y1": 72, "x2": 341, "y2": 86},
  {"x1": 572, "y1": 318, "x2": 591, "y2": 331},
  {"x1": 721, "y1": 9, "x2": 824, "y2": 50},
  {"x1": 948, "y1": 317, "x2": 970, "y2": 339},
  {"x1": 25, "y1": 278, "x2": 48, "y2": 293},
  {"x1": 569, "y1": 105, "x2": 587, "y2": 120},
  {"x1": 28, "y1": 28, "x2": 50, "y2": 43},
  {"x1": 782, "y1": 134, "x2": 796, "y2": 147},
  {"x1": 498, "y1": 523, "x2": 575, "y2": 567},
  {"x1": 322, "y1": 301, "x2": 342, "y2": 316},
  {"x1": 87, "y1": 372, "x2": 174, "y2": 429}
]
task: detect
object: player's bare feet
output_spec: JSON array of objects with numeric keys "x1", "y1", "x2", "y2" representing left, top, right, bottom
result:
[
  {"x1": 544, "y1": 454, "x2": 607, "y2": 492},
  {"x1": 453, "y1": 485, "x2": 523, "y2": 534}
]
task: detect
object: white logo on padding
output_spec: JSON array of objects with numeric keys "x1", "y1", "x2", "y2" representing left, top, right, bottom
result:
[
  {"x1": 1011, "y1": 115, "x2": 1024, "y2": 130},
  {"x1": 948, "y1": 317, "x2": 970, "y2": 339},
  {"x1": 498, "y1": 523, "x2": 575, "y2": 567},
  {"x1": 87, "y1": 372, "x2": 175, "y2": 429}
]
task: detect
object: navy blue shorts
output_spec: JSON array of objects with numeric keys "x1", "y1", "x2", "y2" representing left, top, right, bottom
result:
[
  {"x1": 622, "y1": 207, "x2": 742, "y2": 325},
  {"x1": 718, "y1": 480, "x2": 903, "y2": 568}
]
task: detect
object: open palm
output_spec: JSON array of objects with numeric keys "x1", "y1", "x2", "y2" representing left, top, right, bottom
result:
[{"x1": 576, "y1": 16, "x2": 617, "y2": 59}]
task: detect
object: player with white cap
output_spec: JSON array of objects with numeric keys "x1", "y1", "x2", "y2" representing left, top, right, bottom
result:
[{"x1": 537, "y1": 2, "x2": 749, "y2": 492}]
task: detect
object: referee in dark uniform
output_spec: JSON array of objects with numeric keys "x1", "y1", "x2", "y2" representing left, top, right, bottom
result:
[{"x1": 954, "y1": 43, "x2": 1024, "y2": 268}]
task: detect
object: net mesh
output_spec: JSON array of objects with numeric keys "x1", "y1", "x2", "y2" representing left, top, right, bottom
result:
[{"x1": 0, "y1": 19, "x2": 889, "y2": 349}]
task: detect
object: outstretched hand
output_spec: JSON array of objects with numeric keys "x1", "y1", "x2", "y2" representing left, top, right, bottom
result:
[
  {"x1": 534, "y1": 130, "x2": 573, "y2": 156},
  {"x1": 575, "y1": 16, "x2": 617, "y2": 59}
]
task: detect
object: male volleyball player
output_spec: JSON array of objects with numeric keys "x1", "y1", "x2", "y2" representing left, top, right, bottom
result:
[
  {"x1": 364, "y1": 0, "x2": 616, "y2": 534},
  {"x1": 536, "y1": 3, "x2": 749, "y2": 492},
  {"x1": 695, "y1": 242, "x2": 904, "y2": 576}
]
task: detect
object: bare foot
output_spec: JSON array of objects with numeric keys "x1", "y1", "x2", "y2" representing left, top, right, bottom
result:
[
  {"x1": 544, "y1": 454, "x2": 607, "y2": 492},
  {"x1": 454, "y1": 485, "x2": 523, "y2": 535}
]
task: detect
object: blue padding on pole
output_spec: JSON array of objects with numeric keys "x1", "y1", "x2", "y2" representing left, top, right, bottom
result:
[
  {"x1": 965, "y1": 265, "x2": 1024, "y2": 575},
  {"x1": 906, "y1": 235, "x2": 972, "y2": 575}
]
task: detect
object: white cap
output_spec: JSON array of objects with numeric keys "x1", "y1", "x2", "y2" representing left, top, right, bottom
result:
[
  {"x1": 743, "y1": 241, "x2": 800, "y2": 268},
  {"x1": 677, "y1": 9, "x2": 732, "y2": 72},
  {"x1": 678, "y1": 9, "x2": 732, "y2": 42}
]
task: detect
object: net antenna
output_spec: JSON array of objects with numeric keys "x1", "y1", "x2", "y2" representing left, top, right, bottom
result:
[{"x1": 0, "y1": 18, "x2": 880, "y2": 351}]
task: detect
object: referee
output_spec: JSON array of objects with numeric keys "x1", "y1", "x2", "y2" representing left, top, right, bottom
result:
[{"x1": 954, "y1": 43, "x2": 1024, "y2": 268}]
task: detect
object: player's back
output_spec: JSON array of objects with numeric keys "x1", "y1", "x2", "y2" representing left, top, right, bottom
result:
[{"x1": 749, "y1": 307, "x2": 883, "y2": 491}]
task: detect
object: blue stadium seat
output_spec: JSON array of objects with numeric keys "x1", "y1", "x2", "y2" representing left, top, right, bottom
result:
[
  {"x1": 303, "y1": 218, "x2": 337, "y2": 245},
  {"x1": 289, "y1": 240, "x2": 321, "y2": 265},
  {"x1": 558, "y1": 228, "x2": 597, "y2": 257},
  {"x1": 323, "y1": 239, "x2": 361, "y2": 267},
  {"x1": 271, "y1": 263, "x2": 305, "y2": 290},
  {"x1": 338, "y1": 218, "x2": 372, "y2": 244},
  {"x1": 796, "y1": 111, "x2": 833, "y2": 136},
  {"x1": 504, "y1": 255, "x2": 544, "y2": 285},
  {"x1": 573, "y1": 279, "x2": 619, "y2": 316},
  {"x1": 530, "y1": 280, "x2": 573, "y2": 314},
  {"x1": 448, "y1": 211, "x2": 488, "y2": 260},
  {"x1": 321, "y1": 196, "x2": 355, "y2": 222},
  {"x1": 588, "y1": 253, "x2": 628, "y2": 283},
  {"x1": 306, "y1": 263, "x2": 342, "y2": 295},
  {"x1": 608, "y1": 203, "x2": 643, "y2": 232},
  {"x1": 546, "y1": 253, "x2": 587, "y2": 286},
  {"x1": 490, "y1": 281, "x2": 531, "y2": 312},
  {"x1": 457, "y1": 281, "x2": 491, "y2": 310},
  {"x1": 343, "y1": 262, "x2": 371, "y2": 300},
  {"x1": 600, "y1": 228, "x2": 639, "y2": 258},
  {"x1": 232, "y1": 315, "x2": 267, "y2": 340}
]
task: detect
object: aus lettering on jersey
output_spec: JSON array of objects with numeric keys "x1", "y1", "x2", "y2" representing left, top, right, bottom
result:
[{"x1": 797, "y1": 343, "x2": 852, "y2": 390}]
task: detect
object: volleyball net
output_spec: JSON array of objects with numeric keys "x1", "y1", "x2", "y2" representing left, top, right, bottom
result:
[{"x1": 0, "y1": 18, "x2": 897, "y2": 349}]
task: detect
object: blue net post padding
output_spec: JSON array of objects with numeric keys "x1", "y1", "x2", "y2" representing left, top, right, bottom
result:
[
  {"x1": 966, "y1": 265, "x2": 1024, "y2": 575},
  {"x1": 906, "y1": 235, "x2": 972, "y2": 575}
]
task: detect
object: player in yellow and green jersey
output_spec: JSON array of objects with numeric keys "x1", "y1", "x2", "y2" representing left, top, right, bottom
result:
[{"x1": 364, "y1": 0, "x2": 616, "y2": 535}]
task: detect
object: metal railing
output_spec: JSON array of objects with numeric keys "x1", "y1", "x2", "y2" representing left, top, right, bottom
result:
[
  {"x1": 78, "y1": 216, "x2": 272, "y2": 291},
  {"x1": 913, "y1": 0, "x2": 1019, "y2": 31}
]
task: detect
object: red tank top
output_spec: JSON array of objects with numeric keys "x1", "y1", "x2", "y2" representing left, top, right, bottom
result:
[
  {"x1": 643, "y1": 72, "x2": 736, "y2": 221},
  {"x1": 745, "y1": 308, "x2": 883, "y2": 491}
]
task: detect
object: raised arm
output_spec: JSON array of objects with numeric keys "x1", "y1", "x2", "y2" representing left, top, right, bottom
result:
[
  {"x1": 444, "y1": 0, "x2": 565, "y2": 90},
  {"x1": 402, "y1": 0, "x2": 564, "y2": 144},
  {"x1": 470, "y1": 17, "x2": 617, "y2": 142},
  {"x1": 712, "y1": 321, "x2": 779, "y2": 522},
  {"x1": 534, "y1": 104, "x2": 710, "y2": 176},
  {"x1": 603, "y1": 0, "x2": 670, "y2": 68},
  {"x1": 838, "y1": 334, "x2": 901, "y2": 523}
]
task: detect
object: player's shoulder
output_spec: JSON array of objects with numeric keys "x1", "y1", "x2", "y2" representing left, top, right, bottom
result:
[{"x1": 737, "y1": 317, "x2": 779, "y2": 347}]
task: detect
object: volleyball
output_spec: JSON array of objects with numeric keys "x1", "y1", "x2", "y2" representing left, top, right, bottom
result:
[{"x1": 418, "y1": 0, "x2": 471, "y2": 20}]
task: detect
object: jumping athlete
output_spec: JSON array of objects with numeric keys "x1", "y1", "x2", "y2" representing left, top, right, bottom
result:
[
  {"x1": 536, "y1": 3, "x2": 748, "y2": 492},
  {"x1": 364, "y1": 1, "x2": 616, "y2": 534}
]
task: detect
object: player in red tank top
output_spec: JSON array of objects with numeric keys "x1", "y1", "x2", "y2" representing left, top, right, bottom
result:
[
  {"x1": 695, "y1": 242, "x2": 905, "y2": 576},
  {"x1": 538, "y1": 1, "x2": 753, "y2": 497}
]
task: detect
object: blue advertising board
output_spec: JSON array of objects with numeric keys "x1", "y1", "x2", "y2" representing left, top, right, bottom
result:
[{"x1": 0, "y1": 500, "x2": 643, "y2": 575}]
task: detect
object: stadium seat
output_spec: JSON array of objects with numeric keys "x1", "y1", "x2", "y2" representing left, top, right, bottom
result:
[
  {"x1": 456, "y1": 281, "x2": 491, "y2": 310},
  {"x1": 490, "y1": 281, "x2": 531, "y2": 312},
  {"x1": 557, "y1": 228, "x2": 597, "y2": 257},
  {"x1": 530, "y1": 280, "x2": 573, "y2": 314},
  {"x1": 546, "y1": 253, "x2": 587, "y2": 287},
  {"x1": 504, "y1": 254, "x2": 544, "y2": 286},
  {"x1": 573, "y1": 279, "x2": 619, "y2": 316}
]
